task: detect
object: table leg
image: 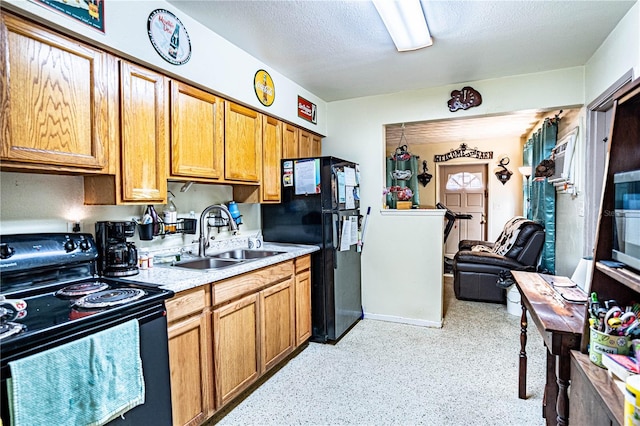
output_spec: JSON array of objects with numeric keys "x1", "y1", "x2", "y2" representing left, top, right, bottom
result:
[
  {"x1": 519, "y1": 302, "x2": 528, "y2": 399},
  {"x1": 545, "y1": 350, "x2": 559, "y2": 423},
  {"x1": 555, "y1": 347, "x2": 572, "y2": 426}
]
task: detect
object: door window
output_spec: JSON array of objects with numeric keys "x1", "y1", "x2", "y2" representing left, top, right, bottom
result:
[{"x1": 445, "y1": 172, "x2": 484, "y2": 191}]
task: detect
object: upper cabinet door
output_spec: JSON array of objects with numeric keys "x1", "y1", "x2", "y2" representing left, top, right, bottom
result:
[
  {"x1": 0, "y1": 14, "x2": 111, "y2": 170},
  {"x1": 120, "y1": 61, "x2": 168, "y2": 203},
  {"x1": 170, "y1": 81, "x2": 224, "y2": 180},
  {"x1": 310, "y1": 134, "x2": 322, "y2": 157},
  {"x1": 225, "y1": 102, "x2": 262, "y2": 182},
  {"x1": 298, "y1": 129, "x2": 313, "y2": 158},
  {"x1": 261, "y1": 116, "x2": 282, "y2": 202},
  {"x1": 282, "y1": 123, "x2": 298, "y2": 159}
]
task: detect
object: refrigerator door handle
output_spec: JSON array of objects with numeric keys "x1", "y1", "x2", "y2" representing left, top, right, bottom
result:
[{"x1": 332, "y1": 213, "x2": 339, "y2": 269}]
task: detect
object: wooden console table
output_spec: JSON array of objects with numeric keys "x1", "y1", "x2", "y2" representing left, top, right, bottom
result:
[{"x1": 512, "y1": 271, "x2": 585, "y2": 426}]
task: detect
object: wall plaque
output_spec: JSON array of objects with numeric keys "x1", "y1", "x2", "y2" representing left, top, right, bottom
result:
[
  {"x1": 434, "y1": 143, "x2": 493, "y2": 163},
  {"x1": 148, "y1": 9, "x2": 192, "y2": 65},
  {"x1": 254, "y1": 70, "x2": 275, "y2": 106}
]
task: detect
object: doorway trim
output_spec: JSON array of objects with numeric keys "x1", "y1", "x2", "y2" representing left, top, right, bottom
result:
[
  {"x1": 436, "y1": 161, "x2": 490, "y2": 247},
  {"x1": 584, "y1": 70, "x2": 634, "y2": 257}
]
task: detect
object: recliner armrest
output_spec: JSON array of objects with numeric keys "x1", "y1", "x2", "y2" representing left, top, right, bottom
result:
[
  {"x1": 454, "y1": 250, "x2": 527, "y2": 270},
  {"x1": 458, "y1": 239, "x2": 495, "y2": 251}
]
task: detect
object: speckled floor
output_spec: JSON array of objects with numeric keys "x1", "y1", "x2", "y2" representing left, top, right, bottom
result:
[{"x1": 209, "y1": 278, "x2": 547, "y2": 425}]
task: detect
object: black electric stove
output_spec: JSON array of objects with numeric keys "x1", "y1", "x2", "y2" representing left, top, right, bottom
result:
[{"x1": 0, "y1": 233, "x2": 174, "y2": 425}]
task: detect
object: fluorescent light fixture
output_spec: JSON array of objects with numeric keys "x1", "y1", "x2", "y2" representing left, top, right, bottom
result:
[{"x1": 373, "y1": 0, "x2": 432, "y2": 51}]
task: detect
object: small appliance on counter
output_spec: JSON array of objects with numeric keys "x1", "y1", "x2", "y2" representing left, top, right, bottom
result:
[{"x1": 95, "y1": 221, "x2": 139, "y2": 277}]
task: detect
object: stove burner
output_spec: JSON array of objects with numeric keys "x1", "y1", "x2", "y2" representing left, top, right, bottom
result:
[
  {"x1": 55, "y1": 282, "x2": 110, "y2": 297},
  {"x1": 0, "y1": 322, "x2": 26, "y2": 340},
  {"x1": 73, "y1": 288, "x2": 146, "y2": 309}
]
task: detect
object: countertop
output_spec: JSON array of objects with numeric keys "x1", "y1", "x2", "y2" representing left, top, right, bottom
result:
[{"x1": 122, "y1": 242, "x2": 320, "y2": 294}]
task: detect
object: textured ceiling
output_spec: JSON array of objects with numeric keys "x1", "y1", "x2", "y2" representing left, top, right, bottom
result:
[
  {"x1": 167, "y1": 0, "x2": 634, "y2": 102},
  {"x1": 165, "y1": 0, "x2": 633, "y2": 144},
  {"x1": 384, "y1": 110, "x2": 549, "y2": 148}
]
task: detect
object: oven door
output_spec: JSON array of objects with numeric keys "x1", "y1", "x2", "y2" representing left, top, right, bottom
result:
[{"x1": 1, "y1": 304, "x2": 173, "y2": 426}]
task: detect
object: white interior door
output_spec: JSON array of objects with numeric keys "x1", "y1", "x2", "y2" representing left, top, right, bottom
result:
[{"x1": 439, "y1": 164, "x2": 488, "y2": 258}]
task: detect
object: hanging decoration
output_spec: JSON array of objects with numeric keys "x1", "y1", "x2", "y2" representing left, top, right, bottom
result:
[
  {"x1": 447, "y1": 86, "x2": 482, "y2": 112},
  {"x1": 434, "y1": 143, "x2": 493, "y2": 163},
  {"x1": 495, "y1": 156, "x2": 513, "y2": 185},
  {"x1": 385, "y1": 123, "x2": 420, "y2": 208},
  {"x1": 147, "y1": 9, "x2": 192, "y2": 65},
  {"x1": 417, "y1": 160, "x2": 432, "y2": 187},
  {"x1": 32, "y1": 0, "x2": 105, "y2": 32},
  {"x1": 254, "y1": 70, "x2": 275, "y2": 106}
]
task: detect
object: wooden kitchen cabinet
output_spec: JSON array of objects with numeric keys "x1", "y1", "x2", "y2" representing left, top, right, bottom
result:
[
  {"x1": 212, "y1": 293, "x2": 260, "y2": 408},
  {"x1": 212, "y1": 260, "x2": 295, "y2": 408},
  {"x1": 166, "y1": 287, "x2": 214, "y2": 426},
  {"x1": 0, "y1": 13, "x2": 114, "y2": 173},
  {"x1": 84, "y1": 60, "x2": 169, "y2": 204},
  {"x1": 170, "y1": 81, "x2": 224, "y2": 180},
  {"x1": 298, "y1": 129, "x2": 322, "y2": 158},
  {"x1": 282, "y1": 123, "x2": 299, "y2": 159},
  {"x1": 224, "y1": 101, "x2": 262, "y2": 182},
  {"x1": 119, "y1": 61, "x2": 168, "y2": 203},
  {"x1": 261, "y1": 115, "x2": 283, "y2": 202},
  {"x1": 294, "y1": 255, "x2": 312, "y2": 345},
  {"x1": 260, "y1": 278, "x2": 295, "y2": 372}
]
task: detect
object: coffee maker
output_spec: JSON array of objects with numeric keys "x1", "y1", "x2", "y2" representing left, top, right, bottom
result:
[{"x1": 95, "y1": 221, "x2": 139, "y2": 277}]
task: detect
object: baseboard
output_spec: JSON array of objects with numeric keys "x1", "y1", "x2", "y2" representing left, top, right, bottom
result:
[{"x1": 363, "y1": 312, "x2": 442, "y2": 328}]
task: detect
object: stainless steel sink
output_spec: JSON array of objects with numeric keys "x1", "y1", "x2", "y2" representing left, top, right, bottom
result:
[
  {"x1": 172, "y1": 257, "x2": 243, "y2": 271},
  {"x1": 209, "y1": 249, "x2": 285, "y2": 260}
]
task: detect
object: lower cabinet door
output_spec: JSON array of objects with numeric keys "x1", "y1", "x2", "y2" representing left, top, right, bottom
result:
[
  {"x1": 260, "y1": 278, "x2": 295, "y2": 372},
  {"x1": 167, "y1": 312, "x2": 213, "y2": 426},
  {"x1": 295, "y1": 267, "x2": 312, "y2": 346},
  {"x1": 213, "y1": 293, "x2": 260, "y2": 407}
]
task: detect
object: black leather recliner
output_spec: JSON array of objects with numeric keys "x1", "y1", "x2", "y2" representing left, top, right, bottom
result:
[{"x1": 452, "y1": 217, "x2": 545, "y2": 303}]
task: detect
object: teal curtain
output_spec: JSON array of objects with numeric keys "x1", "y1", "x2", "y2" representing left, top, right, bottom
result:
[
  {"x1": 522, "y1": 141, "x2": 533, "y2": 219},
  {"x1": 528, "y1": 118, "x2": 558, "y2": 273},
  {"x1": 386, "y1": 155, "x2": 420, "y2": 208}
]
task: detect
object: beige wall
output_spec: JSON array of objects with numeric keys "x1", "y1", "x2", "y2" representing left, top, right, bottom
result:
[
  {"x1": 325, "y1": 68, "x2": 585, "y2": 322},
  {"x1": 408, "y1": 137, "x2": 524, "y2": 240}
]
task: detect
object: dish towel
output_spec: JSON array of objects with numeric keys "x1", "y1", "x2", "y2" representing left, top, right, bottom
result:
[{"x1": 7, "y1": 319, "x2": 145, "y2": 426}]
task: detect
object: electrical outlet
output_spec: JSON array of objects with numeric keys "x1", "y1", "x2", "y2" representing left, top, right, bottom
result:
[{"x1": 67, "y1": 221, "x2": 82, "y2": 233}]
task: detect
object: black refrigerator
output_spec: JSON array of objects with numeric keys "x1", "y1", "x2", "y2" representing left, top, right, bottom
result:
[{"x1": 262, "y1": 156, "x2": 362, "y2": 342}]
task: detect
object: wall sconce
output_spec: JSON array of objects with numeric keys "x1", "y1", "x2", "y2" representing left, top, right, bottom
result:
[
  {"x1": 417, "y1": 160, "x2": 432, "y2": 187},
  {"x1": 495, "y1": 156, "x2": 513, "y2": 185}
]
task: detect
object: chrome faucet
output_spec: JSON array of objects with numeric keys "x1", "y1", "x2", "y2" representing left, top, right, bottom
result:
[{"x1": 198, "y1": 204, "x2": 239, "y2": 257}]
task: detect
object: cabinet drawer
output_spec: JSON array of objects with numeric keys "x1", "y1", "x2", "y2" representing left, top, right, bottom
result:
[
  {"x1": 214, "y1": 261, "x2": 294, "y2": 306},
  {"x1": 166, "y1": 286, "x2": 209, "y2": 323},
  {"x1": 295, "y1": 255, "x2": 311, "y2": 273}
]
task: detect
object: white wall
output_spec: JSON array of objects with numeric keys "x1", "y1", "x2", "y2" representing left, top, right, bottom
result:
[
  {"x1": 3, "y1": 0, "x2": 327, "y2": 135},
  {"x1": 0, "y1": 172, "x2": 260, "y2": 252},
  {"x1": 325, "y1": 68, "x2": 584, "y2": 320},
  {"x1": 585, "y1": 2, "x2": 639, "y2": 104}
]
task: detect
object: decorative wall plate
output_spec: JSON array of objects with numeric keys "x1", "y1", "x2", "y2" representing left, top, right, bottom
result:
[
  {"x1": 254, "y1": 70, "x2": 275, "y2": 106},
  {"x1": 147, "y1": 9, "x2": 192, "y2": 65},
  {"x1": 448, "y1": 86, "x2": 482, "y2": 112}
]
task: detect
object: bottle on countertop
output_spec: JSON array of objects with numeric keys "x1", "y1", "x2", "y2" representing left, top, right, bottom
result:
[
  {"x1": 145, "y1": 205, "x2": 161, "y2": 236},
  {"x1": 227, "y1": 201, "x2": 241, "y2": 225},
  {"x1": 163, "y1": 192, "x2": 178, "y2": 233}
]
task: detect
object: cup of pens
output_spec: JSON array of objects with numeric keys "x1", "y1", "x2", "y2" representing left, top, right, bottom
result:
[{"x1": 590, "y1": 327, "x2": 630, "y2": 368}]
